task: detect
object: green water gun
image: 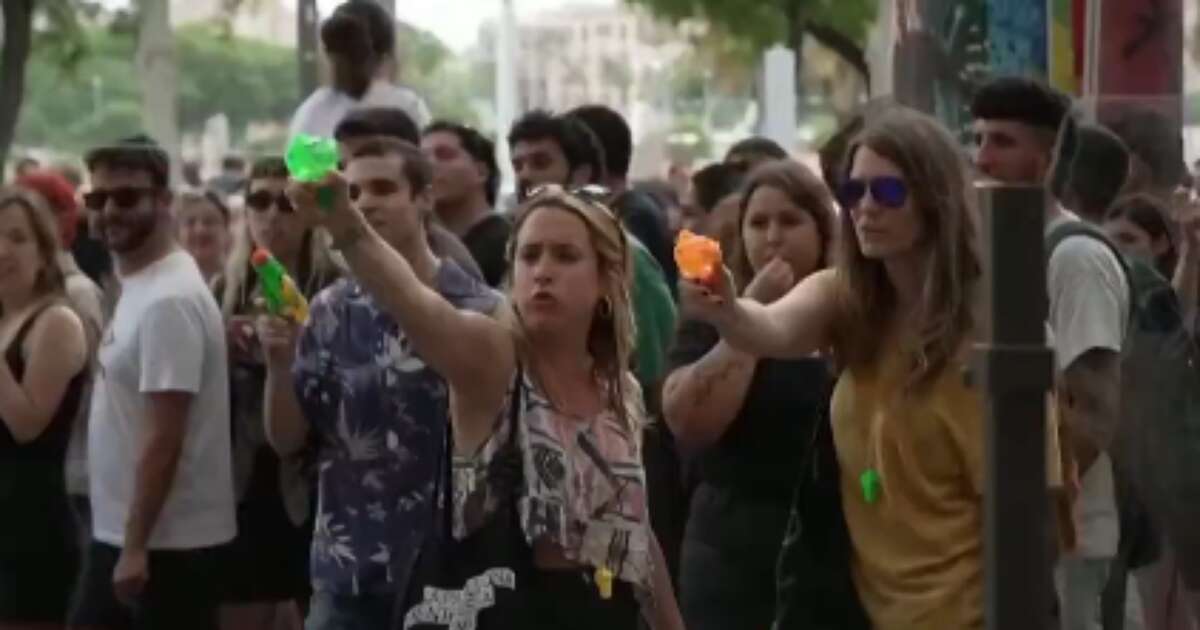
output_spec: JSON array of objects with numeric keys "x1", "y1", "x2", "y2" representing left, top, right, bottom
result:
[
  {"x1": 285, "y1": 134, "x2": 339, "y2": 210},
  {"x1": 251, "y1": 247, "x2": 309, "y2": 324}
]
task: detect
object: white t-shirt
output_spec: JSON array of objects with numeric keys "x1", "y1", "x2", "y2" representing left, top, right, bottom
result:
[
  {"x1": 88, "y1": 250, "x2": 235, "y2": 550},
  {"x1": 1046, "y1": 214, "x2": 1130, "y2": 559},
  {"x1": 289, "y1": 81, "x2": 432, "y2": 140}
]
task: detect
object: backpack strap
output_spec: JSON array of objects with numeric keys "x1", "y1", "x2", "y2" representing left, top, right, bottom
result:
[{"x1": 1044, "y1": 219, "x2": 1136, "y2": 327}]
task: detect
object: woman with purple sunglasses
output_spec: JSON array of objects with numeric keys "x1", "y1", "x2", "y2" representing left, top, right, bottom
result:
[{"x1": 681, "y1": 107, "x2": 1059, "y2": 629}]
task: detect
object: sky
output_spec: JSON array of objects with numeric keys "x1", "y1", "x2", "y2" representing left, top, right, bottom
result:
[
  {"x1": 319, "y1": 0, "x2": 614, "y2": 51},
  {"x1": 99, "y1": 0, "x2": 615, "y2": 53}
]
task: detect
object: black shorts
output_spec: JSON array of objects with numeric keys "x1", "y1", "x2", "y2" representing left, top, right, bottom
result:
[{"x1": 69, "y1": 541, "x2": 224, "y2": 630}]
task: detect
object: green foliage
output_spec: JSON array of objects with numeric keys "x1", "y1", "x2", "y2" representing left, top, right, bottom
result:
[
  {"x1": 396, "y1": 23, "x2": 484, "y2": 127},
  {"x1": 624, "y1": 0, "x2": 876, "y2": 62},
  {"x1": 16, "y1": 24, "x2": 298, "y2": 154}
]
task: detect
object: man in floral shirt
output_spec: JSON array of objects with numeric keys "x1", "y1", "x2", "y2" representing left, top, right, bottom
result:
[{"x1": 261, "y1": 139, "x2": 499, "y2": 628}]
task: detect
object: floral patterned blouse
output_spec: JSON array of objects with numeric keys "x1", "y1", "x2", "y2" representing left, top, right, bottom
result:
[{"x1": 453, "y1": 369, "x2": 654, "y2": 593}]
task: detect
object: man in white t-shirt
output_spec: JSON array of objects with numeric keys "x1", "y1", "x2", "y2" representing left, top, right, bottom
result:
[
  {"x1": 973, "y1": 77, "x2": 1130, "y2": 630},
  {"x1": 69, "y1": 136, "x2": 234, "y2": 630},
  {"x1": 289, "y1": 0, "x2": 431, "y2": 140}
]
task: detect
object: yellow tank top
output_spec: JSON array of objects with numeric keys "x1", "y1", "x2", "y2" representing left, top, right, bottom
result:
[{"x1": 832, "y1": 342, "x2": 1063, "y2": 630}]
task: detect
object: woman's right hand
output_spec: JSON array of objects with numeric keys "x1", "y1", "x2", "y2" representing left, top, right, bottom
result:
[
  {"x1": 678, "y1": 264, "x2": 737, "y2": 327},
  {"x1": 256, "y1": 315, "x2": 300, "y2": 372}
]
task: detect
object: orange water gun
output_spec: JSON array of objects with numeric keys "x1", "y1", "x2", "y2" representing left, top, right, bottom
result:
[{"x1": 674, "y1": 230, "x2": 723, "y2": 286}]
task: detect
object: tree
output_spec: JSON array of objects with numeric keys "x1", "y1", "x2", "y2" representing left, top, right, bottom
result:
[
  {"x1": 135, "y1": 0, "x2": 181, "y2": 181},
  {"x1": 17, "y1": 26, "x2": 299, "y2": 155},
  {"x1": 623, "y1": 0, "x2": 877, "y2": 83},
  {"x1": 0, "y1": 0, "x2": 87, "y2": 174}
]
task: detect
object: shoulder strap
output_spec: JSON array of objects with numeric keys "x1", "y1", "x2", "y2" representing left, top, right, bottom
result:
[
  {"x1": 437, "y1": 365, "x2": 524, "y2": 533},
  {"x1": 1045, "y1": 219, "x2": 1136, "y2": 326},
  {"x1": 9, "y1": 301, "x2": 55, "y2": 348}
]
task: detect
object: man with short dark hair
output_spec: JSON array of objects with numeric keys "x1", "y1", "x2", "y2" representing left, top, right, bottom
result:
[
  {"x1": 70, "y1": 135, "x2": 234, "y2": 630},
  {"x1": 206, "y1": 155, "x2": 247, "y2": 198},
  {"x1": 569, "y1": 104, "x2": 676, "y2": 289},
  {"x1": 421, "y1": 121, "x2": 510, "y2": 287},
  {"x1": 973, "y1": 77, "x2": 1129, "y2": 630},
  {"x1": 1060, "y1": 123, "x2": 1131, "y2": 223},
  {"x1": 334, "y1": 107, "x2": 485, "y2": 282},
  {"x1": 724, "y1": 137, "x2": 787, "y2": 172},
  {"x1": 290, "y1": 0, "x2": 430, "y2": 139},
  {"x1": 264, "y1": 138, "x2": 499, "y2": 629},
  {"x1": 683, "y1": 162, "x2": 745, "y2": 239},
  {"x1": 508, "y1": 109, "x2": 606, "y2": 199}
]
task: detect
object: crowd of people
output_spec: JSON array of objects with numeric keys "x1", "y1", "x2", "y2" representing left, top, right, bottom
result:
[{"x1": 4, "y1": 1, "x2": 1200, "y2": 630}]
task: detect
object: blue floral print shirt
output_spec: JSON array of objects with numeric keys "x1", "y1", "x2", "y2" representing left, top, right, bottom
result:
[{"x1": 292, "y1": 260, "x2": 500, "y2": 596}]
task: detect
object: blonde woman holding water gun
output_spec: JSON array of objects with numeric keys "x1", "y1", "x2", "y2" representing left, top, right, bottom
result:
[{"x1": 211, "y1": 157, "x2": 340, "y2": 630}]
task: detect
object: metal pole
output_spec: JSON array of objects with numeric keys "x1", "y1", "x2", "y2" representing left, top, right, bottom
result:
[
  {"x1": 495, "y1": 0, "x2": 519, "y2": 202},
  {"x1": 973, "y1": 184, "x2": 1055, "y2": 630}
]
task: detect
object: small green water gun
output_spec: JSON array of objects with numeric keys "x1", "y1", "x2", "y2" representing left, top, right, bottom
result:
[
  {"x1": 252, "y1": 247, "x2": 309, "y2": 324},
  {"x1": 285, "y1": 134, "x2": 339, "y2": 210}
]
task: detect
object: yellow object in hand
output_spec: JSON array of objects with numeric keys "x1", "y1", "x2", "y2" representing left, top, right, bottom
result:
[{"x1": 594, "y1": 566, "x2": 614, "y2": 600}]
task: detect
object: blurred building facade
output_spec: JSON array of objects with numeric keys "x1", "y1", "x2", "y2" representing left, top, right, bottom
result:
[{"x1": 171, "y1": 0, "x2": 297, "y2": 47}]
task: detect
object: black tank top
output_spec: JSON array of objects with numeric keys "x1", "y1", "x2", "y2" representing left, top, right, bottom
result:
[{"x1": 0, "y1": 304, "x2": 86, "y2": 554}]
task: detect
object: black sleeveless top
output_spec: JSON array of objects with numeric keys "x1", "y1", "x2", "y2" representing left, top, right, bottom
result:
[{"x1": 0, "y1": 305, "x2": 86, "y2": 555}]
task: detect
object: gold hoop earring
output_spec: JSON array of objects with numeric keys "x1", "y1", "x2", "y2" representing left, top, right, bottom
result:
[{"x1": 598, "y1": 296, "x2": 613, "y2": 318}]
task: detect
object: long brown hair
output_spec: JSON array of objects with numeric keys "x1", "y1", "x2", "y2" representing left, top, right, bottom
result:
[
  {"x1": 729, "y1": 159, "x2": 838, "y2": 290},
  {"x1": 507, "y1": 186, "x2": 638, "y2": 431},
  {"x1": 0, "y1": 187, "x2": 68, "y2": 315},
  {"x1": 833, "y1": 107, "x2": 981, "y2": 391}
]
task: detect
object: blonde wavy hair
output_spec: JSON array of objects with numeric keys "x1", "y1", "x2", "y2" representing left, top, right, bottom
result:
[
  {"x1": 506, "y1": 186, "x2": 639, "y2": 430},
  {"x1": 0, "y1": 187, "x2": 68, "y2": 316}
]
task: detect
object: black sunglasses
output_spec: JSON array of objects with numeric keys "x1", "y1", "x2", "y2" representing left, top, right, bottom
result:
[
  {"x1": 245, "y1": 190, "x2": 294, "y2": 214},
  {"x1": 838, "y1": 176, "x2": 909, "y2": 210},
  {"x1": 83, "y1": 187, "x2": 158, "y2": 212}
]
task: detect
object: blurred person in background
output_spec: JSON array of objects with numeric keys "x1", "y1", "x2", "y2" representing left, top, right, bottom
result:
[
  {"x1": 664, "y1": 160, "x2": 837, "y2": 630},
  {"x1": 724, "y1": 137, "x2": 787, "y2": 172},
  {"x1": 632, "y1": 179, "x2": 682, "y2": 239},
  {"x1": 290, "y1": 0, "x2": 430, "y2": 140},
  {"x1": 570, "y1": 105, "x2": 677, "y2": 289},
  {"x1": 15, "y1": 157, "x2": 41, "y2": 179},
  {"x1": 176, "y1": 191, "x2": 231, "y2": 284},
  {"x1": 333, "y1": 107, "x2": 485, "y2": 282},
  {"x1": 0, "y1": 187, "x2": 90, "y2": 630},
  {"x1": 207, "y1": 157, "x2": 249, "y2": 199},
  {"x1": 421, "y1": 121, "x2": 510, "y2": 287},
  {"x1": 213, "y1": 157, "x2": 341, "y2": 630},
  {"x1": 680, "y1": 163, "x2": 745, "y2": 249}
]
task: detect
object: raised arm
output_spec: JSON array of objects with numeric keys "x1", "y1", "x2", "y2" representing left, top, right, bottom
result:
[
  {"x1": 259, "y1": 315, "x2": 310, "y2": 456},
  {"x1": 679, "y1": 266, "x2": 840, "y2": 360},
  {"x1": 288, "y1": 175, "x2": 515, "y2": 444}
]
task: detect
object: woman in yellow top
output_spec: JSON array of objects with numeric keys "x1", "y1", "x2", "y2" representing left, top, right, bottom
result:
[{"x1": 681, "y1": 106, "x2": 987, "y2": 629}]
